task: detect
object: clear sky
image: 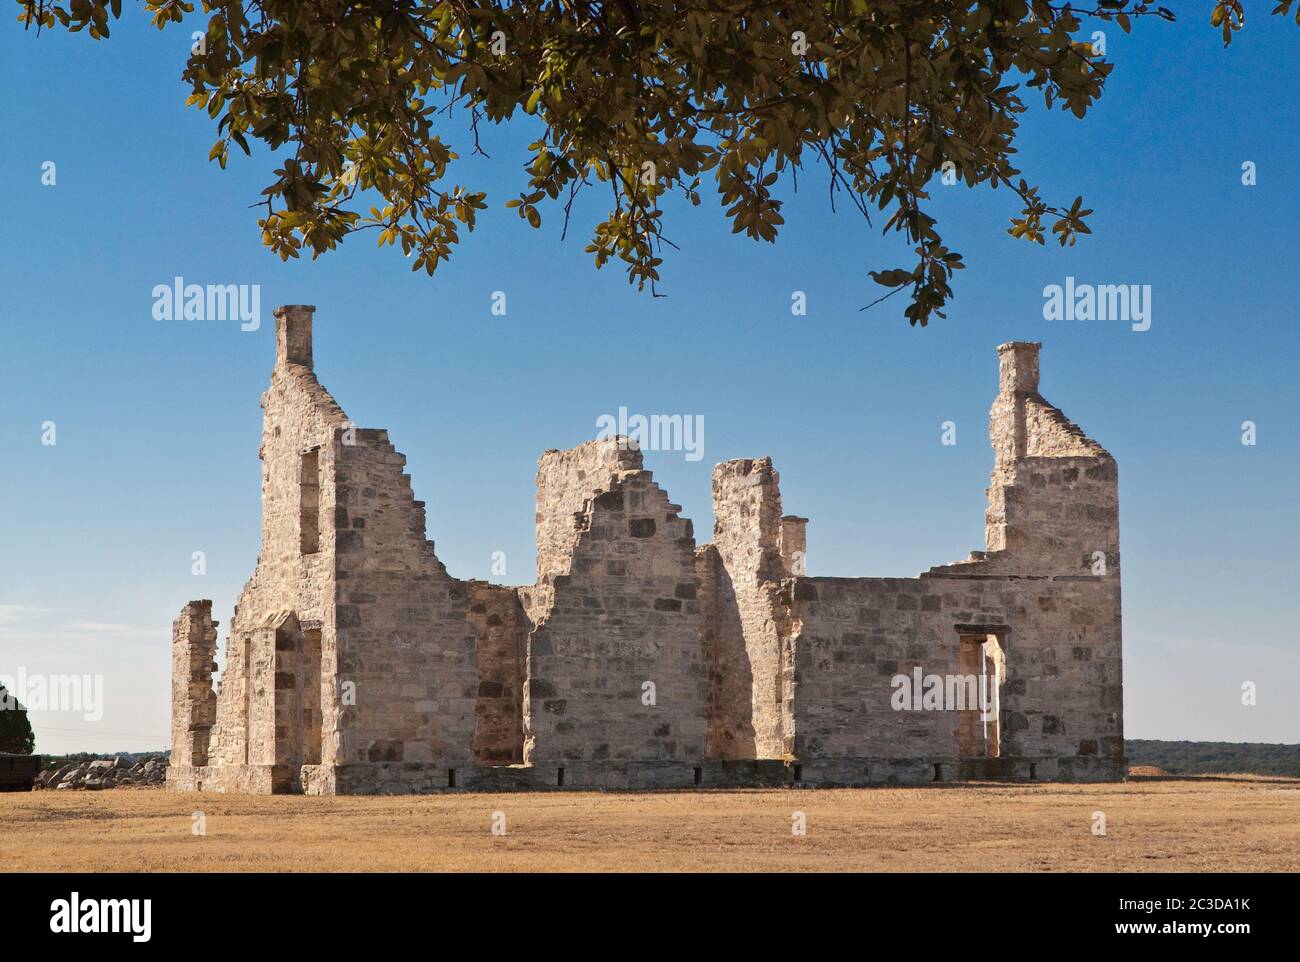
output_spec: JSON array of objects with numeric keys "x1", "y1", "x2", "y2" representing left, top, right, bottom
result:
[{"x1": 1, "y1": 12, "x2": 1296, "y2": 754}]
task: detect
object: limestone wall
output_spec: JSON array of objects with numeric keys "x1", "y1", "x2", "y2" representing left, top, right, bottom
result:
[
  {"x1": 170, "y1": 318, "x2": 1124, "y2": 793},
  {"x1": 467, "y1": 581, "x2": 528, "y2": 765},
  {"x1": 781, "y1": 341, "x2": 1123, "y2": 780},
  {"x1": 331, "y1": 427, "x2": 479, "y2": 778},
  {"x1": 982, "y1": 340, "x2": 1118, "y2": 575},
  {"x1": 983, "y1": 455, "x2": 1120, "y2": 578},
  {"x1": 523, "y1": 441, "x2": 707, "y2": 764},
  {"x1": 199, "y1": 306, "x2": 479, "y2": 793},
  {"x1": 527, "y1": 439, "x2": 643, "y2": 623},
  {"x1": 170, "y1": 600, "x2": 217, "y2": 768},
  {"x1": 695, "y1": 543, "x2": 754, "y2": 758},
  {"x1": 702, "y1": 458, "x2": 796, "y2": 759},
  {"x1": 206, "y1": 306, "x2": 347, "y2": 786},
  {"x1": 783, "y1": 572, "x2": 1123, "y2": 780}
]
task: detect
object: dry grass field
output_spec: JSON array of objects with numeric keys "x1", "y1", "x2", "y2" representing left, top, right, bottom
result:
[{"x1": 6, "y1": 775, "x2": 1298, "y2": 872}]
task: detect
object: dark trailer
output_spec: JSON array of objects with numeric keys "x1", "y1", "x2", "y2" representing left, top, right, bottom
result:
[{"x1": 0, "y1": 754, "x2": 41, "y2": 791}]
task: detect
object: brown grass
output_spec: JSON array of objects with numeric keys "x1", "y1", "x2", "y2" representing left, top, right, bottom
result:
[
  {"x1": 1126, "y1": 765, "x2": 1170, "y2": 777},
  {"x1": 6, "y1": 775, "x2": 1299, "y2": 872}
]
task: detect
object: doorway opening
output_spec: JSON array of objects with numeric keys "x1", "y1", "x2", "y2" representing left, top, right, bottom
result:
[{"x1": 956, "y1": 632, "x2": 1005, "y2": 758}]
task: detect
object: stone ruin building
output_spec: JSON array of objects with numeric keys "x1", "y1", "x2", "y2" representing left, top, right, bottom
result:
[{"x1": 168, "y1": 305, "x2": 1123, "y2": 795}]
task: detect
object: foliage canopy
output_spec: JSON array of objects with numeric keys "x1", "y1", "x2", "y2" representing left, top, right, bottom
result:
[
  {"x1": 0, "y1": 684, "x2": 36, "y2": 754},
  {"x1": 17, "y1": 0, "x2": 1297, "y2": 324}
]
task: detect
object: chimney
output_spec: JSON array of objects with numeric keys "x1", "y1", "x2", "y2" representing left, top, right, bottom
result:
[
  {"x1": 992, "y1": 342, "x2": 1040, "y2": 473},
  {"x1": 779, "y1": 515, "x2": 808, "y2": 577},
  {"x1": 275, "y1": 304, "x2": 315, "y2": 369},
  {"x1": 997, "y1": 341, "x2": 1040, "y2": 395}
]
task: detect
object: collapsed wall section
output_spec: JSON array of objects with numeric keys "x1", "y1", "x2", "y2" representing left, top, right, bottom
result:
[
  {"x1": 467, "y1": 581, "x2": 528, "y2": 765},
  {"x1": 527, "y1": 439, "x2": 643, "y2": 621},
  {"x1": 523, "y1": 439, "x2": 706, "y2": 764},
  {"x1": 983, "y1": 455, "x2": 1120, "y2": 577},
  {"x1": 170, "y1": 600, "x2": 218, "y2": 768},
  {"x1": 329, "y1": 427, "x2": 479, "y2": 789},
  {"x1": 701, "y1": 458, "x2": 799, "y2": 759}
]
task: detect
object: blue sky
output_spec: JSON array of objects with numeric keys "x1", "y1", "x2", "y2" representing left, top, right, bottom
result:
[{"x1": 1, "y1": 11, "x2": 1296, "y2": 753}]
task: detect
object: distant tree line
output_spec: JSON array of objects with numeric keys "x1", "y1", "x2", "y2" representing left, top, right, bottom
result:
[{"x1": 1127, "y1": 739, "x2": 1300, "y2": 778}]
